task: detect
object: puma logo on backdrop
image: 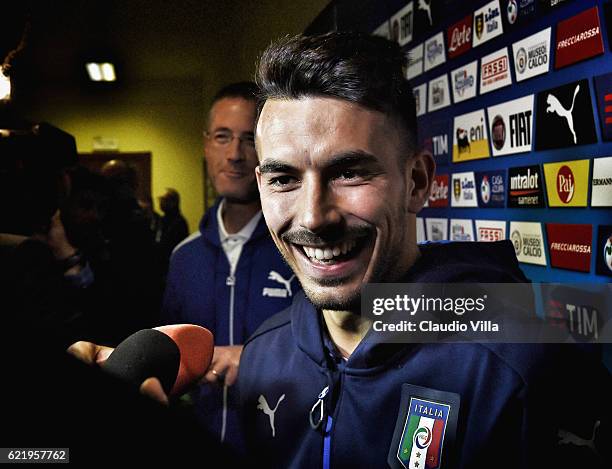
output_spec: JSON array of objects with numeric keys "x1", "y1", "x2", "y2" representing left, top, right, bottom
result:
[
  {"x1": 546, "y1": 85, "x2": 580, "y2": 144},
  {"x1": 418, "y1": 0, "x2": 433, "y2": 26}
]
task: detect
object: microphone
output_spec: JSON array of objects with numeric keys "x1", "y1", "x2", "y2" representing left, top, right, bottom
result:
[{"x1": 102, "y1": 324, "x2": 214, "y2": 397}]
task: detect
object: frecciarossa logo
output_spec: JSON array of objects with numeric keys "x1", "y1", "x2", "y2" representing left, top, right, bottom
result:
[
  {"x1": 555, "y1": 6, "x2": 604, "y2": 69},
  {"x1": 546, "y1": 223, "x2": 592, "y2": 273}
]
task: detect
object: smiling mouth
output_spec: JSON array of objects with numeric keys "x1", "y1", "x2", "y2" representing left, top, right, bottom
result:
[
  {"x1": 223, "y1": 170, "x2": 247, "y2": 177},
  {"x1": 293, "y1": 236, "x2": 369, "y2": 265}
]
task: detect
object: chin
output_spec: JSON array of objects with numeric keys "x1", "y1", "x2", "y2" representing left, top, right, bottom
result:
[{"x1": 302, "y1": 283, "x2": 361, "y2": 311}]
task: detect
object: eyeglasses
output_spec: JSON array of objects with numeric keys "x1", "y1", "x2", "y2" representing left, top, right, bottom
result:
[{"x1": 205, "y1": 130, "x2": 256, "y2": 149}]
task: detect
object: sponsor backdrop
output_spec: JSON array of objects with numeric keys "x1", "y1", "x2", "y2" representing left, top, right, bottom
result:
[{"x1": 306, "y1": 0, "x2": 612, "y2": 283}]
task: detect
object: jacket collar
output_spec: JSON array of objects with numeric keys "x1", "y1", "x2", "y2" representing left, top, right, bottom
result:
[
  {"x1": 288, "y1": 240, "x2": 527, "y2": 372},
  {"x1": 199, "y1": 198, "x2": 269, "y2": 248},
  {"x1": 290, "y1": 291, "x2": 411, "y2": 373}
]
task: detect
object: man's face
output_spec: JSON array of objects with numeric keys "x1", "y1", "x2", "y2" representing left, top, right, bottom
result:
[
  {"x1": 204, "y1": 97, "x2": 258, "y2": 203},
  {"x1": 256, "y1": 97, "x2": 431, "y2": 310}
]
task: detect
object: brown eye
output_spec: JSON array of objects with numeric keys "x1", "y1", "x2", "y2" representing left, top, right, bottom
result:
[
  {"x1": 214, "y1": 133, "x2": 232, "y2": 144},
  {"x1": 270, "y1": 175, "x2": 295, "y2": 186}
]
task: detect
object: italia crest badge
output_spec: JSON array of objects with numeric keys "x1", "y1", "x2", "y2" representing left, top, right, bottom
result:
[{"x1": 388, "y1": 385, "x2": 460, "y2": 469}]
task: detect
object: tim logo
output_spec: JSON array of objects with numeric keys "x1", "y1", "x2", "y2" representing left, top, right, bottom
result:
[
  {"x1": 547, "y1": 85, "x2": 580, "y2": 144},
  {"x1": 556, "y1": 165, "x2": 575, "y2": 203},
  {"x1": 262, "y1": 271, "x2": 295, "y2": 298},
  {"x1": 547, "y1": 299, "x2": 599, "y2": 340}
]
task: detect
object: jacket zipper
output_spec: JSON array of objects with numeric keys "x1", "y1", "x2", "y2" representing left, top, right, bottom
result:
[
  {"x1": 322, "y1": 371, "x2": 342, "y2": 469},
  {"x1": 323, "y1": 415, "x2": 333, "y2": 469},
  {"x1": 221, "y1": 272, "x2": 236, "y2": 443}
]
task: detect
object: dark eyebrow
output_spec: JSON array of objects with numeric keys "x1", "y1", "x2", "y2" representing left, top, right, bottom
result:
[
  {"x1": 258, "y1": 159, "x2": 297, "y2": 174},
  {"x1": 258, "y1": 151, "x2": 379, "y2": 175},
  {"x1": 211, "y1": 127, "x2": 254, "y2": 136},
  {"x1": 324, "y1": 150, "x2": 379, "y2": 169}
]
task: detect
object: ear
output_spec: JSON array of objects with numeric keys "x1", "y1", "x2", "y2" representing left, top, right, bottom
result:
[{"x1": 405, "y1": 149, "x2": 435, "y2": 214}]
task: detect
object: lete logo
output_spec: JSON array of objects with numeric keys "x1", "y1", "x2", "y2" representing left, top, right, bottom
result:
[{"x1": 447, "y1": 15, "x2": 472, "y2": 58}]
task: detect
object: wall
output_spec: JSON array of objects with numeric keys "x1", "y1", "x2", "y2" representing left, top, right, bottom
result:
[
  {"x1": 26, "y1": 79, "x2": 205, "y2": 232},
  {"x1": 309, "y1": 0, "x2": 612, "y2": 284},
  {"x1": 20, "y1": 0, "x2": 329, "y2": 232}
]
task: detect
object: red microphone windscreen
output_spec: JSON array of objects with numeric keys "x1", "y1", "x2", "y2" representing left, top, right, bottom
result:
[{"x1": 154, "y1": 324, "x2": 214, "y2": 397}]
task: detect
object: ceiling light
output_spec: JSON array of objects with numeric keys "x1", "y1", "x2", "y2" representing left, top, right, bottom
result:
[
  {"x1": 86, "y1": 62, "x2": 116, "y2": 82},
  {"x1": 86, "y1": 63, "x2": 102, "y2": 81},
  {"x1": 0, "y1": 70, "x2": 10, "y2": 101},
  {"x1": 100, "y1": 63, "x2": 116, "y2": 81}
]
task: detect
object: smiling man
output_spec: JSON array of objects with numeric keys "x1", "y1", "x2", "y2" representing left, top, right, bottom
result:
[
  {"x1": 237, "y1": 33, "x2": 609, "y2": 468},
  {"x1": 162, "y1": 82, "x2": 298, "y2": 450}
]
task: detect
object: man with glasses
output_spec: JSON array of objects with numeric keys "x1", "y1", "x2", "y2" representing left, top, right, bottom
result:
[{"x1": 161, "y1": 82, "x2": 298, "y2": 450}]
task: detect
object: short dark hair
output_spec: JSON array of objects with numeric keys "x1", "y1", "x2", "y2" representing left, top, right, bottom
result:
[
  {"x1": 255, "y1": 32, "x2": 417, "y2": 152},
  {"x1": 211, "y1": 81, "x2": 258, "y2": 107},
  {"x1": 163, "y1": 188, "x2": 180, "y2": 205},
  {"x1": 206, "y1": 82, "x2": 258, "y2": 131}
]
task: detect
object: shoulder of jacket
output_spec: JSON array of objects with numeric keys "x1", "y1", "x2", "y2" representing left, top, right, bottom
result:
[
  {"x1": 475, "y1": 342, "x2": 561, "y2": 386},
  {"x1": 171, "y1": 231, "x2": 203, "y2": 256},
  {"x1": 243, "y1": 308, "x2": 292, "y2": 349}
]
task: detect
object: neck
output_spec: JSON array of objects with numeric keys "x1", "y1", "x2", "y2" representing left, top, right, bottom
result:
[
  {"x1": 322, "y1": 309, "x2": 372, "y2": 359},
  {"x1": 221, "y1": 198, "x2": 261, "y2": 234},
  {"x1": 320, "y1": 242, "x2": 422, "y2": 360}
]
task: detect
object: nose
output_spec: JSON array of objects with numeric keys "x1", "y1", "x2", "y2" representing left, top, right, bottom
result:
[
  {"x1": 296, "y1": 176, "x2": 342, "y2": 234},
  {"x1": 226, "y1": 137, "x2": 245, "y2": 163}
]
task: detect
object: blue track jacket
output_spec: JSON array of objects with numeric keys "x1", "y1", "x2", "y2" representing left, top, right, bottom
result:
[
  {"x1": 238, "y1": 241, "x2": 610, "y2": 468},
  {"x1": 162, "y1": 199, "x2": 299, "y2": 449}
]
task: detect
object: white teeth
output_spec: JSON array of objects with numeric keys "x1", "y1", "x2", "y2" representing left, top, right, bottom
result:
[{"x1": 301, "y1": 239, "x2": 360, "y2": 261}]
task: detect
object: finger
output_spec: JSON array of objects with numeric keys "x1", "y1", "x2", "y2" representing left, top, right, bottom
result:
[
  {"x1": 139, "y1": 377, "x2": 169, "y2": 406},
  {"x1": 224, "y1": 364, "x2": 238, "y2": 387},
  {"x1": 202, "y1": 369, "x2": 221, "y2": 384},
  {"x1": 94, "y1": 346, "x2": 115, "y2": 365},
  {"x1": 66, "y1": 341, "x2": 98, "y2": 365}
]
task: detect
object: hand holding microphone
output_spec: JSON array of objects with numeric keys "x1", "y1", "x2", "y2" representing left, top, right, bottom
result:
[
  {"x1": 67, "y1": 324, "x2": 214, "y2": 404},
  {"x1": 203, "y1": 345, "x2": 243, "y2": 386}
]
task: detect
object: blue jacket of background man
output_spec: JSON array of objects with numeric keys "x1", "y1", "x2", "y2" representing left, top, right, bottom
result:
[
  {"x1": 238, "y1": 241, "x2": 610, "y2": 468},
  {"x1": 162, "y1": 198, "x2": 300, "y2": 450}
]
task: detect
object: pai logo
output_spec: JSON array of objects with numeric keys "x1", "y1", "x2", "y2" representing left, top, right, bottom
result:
[
  {"x1": 397, "y1": 398, "x2": 449, "y2": 469},
  {"x1": 556, "y1": 165, "x2": 574, "y2": 204},
  {"x1": 543, "y1": 159, "x2": 590, "y2": 207}
]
